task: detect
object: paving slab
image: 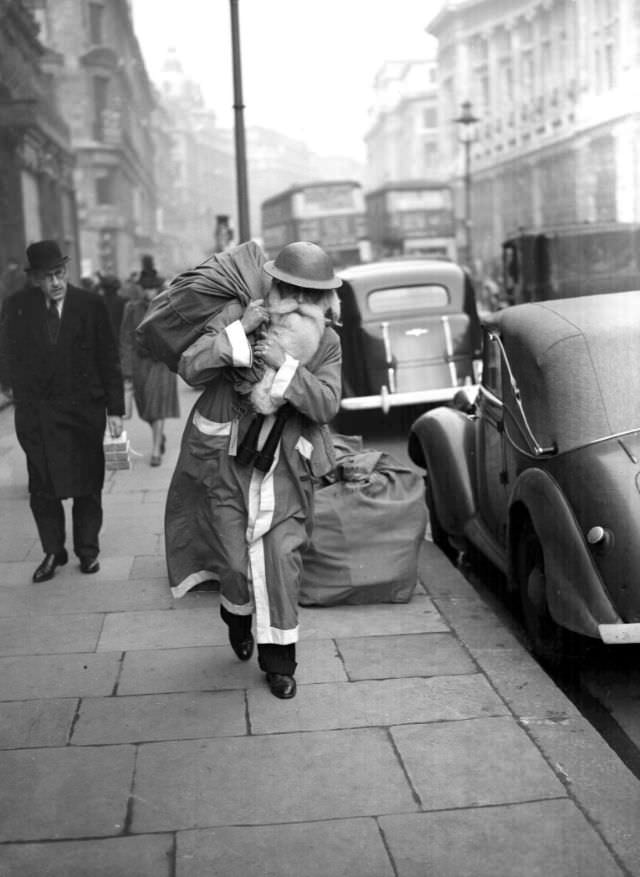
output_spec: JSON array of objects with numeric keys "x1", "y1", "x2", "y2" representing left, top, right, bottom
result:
[
  {"x1": 118, "y1": 639, "x2": 346, "y2": 695},
  {"x1": 0, "y1": 699, "x2": 77, "y2": 749},
  {"x1": 0, "y1": 745, "x2": 135, "y2": 841},
  {"x1": 71, "y1": 690, "x2": 247, "y2": 744},
  {"x1": 392, "y1": 716, "x2": 566, "y2": 809},
  {"x1": 379, "y1": 799, "x2": 624, "y2": 877},
  {"x1": 131, "y1": 728, "x2": 417, "y2": 832},
  {"x1": 175, "y1": 817, "x2": 394, "y2": 877},
  {"x1": 337, "y1": 631, "x2": 476, "y2": 679},
  {"x1": 0, "y1": 577, "x2": 173, "y2": 616},
  {"x1": 0, "y1": 834, "x2": 173, "y2": 877},
  {"x1": 0, "y1": 612, "x2": 104, "y2": 656},
  {"x1": 248, "y1": 674, "x2": 508, "y2": 734},
  {"x1": 131, "y1": 555, "x2": 170, "y2": 579},
  {"x1": 432, "y1": 594, "x2": 524, "y2": 650},
  {"x1": 522, "y1": 713, "x2": 640, "y2": 875},
  {"x1": 97, "y1": 607, "x2": 229, "y2": 651},
  {"x1": 0, "y1": 533, "x2": 38, "y2": 563},
  {"x1": 299, "y1": 593, "x2": 447, "y2": 638},
  {"x1": 0, "y1": 652, "x2": 121, "y2": 700},
  {"x1": 470, "y1": 646, "x2": 582, "y2": 721}
]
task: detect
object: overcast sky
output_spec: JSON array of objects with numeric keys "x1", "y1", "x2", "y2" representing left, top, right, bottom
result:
[{"x1": 130, "y1": 0, "x2": 442, "y2": 160}]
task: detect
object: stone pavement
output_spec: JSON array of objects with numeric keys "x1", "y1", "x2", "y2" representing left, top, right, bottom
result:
[{"x1": 1, "y1": 383, "x2": 640, "y2": 876}]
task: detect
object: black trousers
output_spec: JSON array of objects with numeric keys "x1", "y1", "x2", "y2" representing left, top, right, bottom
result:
[
  {"x1": 30, "y1": 490, "x2": 102, "y2": 560},
  {"x1": 220, "y1": 605, "x2": 297, "y2": 675}
]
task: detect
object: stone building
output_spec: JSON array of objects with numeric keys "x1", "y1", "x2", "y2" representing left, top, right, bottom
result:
[
  {"x1": 428, "y1": 0, "x2": 640, "y2": 275},
  {"x1": 24, "y1": 0, "x2": 157, "y2": 278},
  {"x1": 0, "y1": 0, "x2": 78, "y2": 277},
  {"x1": 155, "y1": 49, "x2": 236, "y2": 271},
  {"x1": 364, "y1": 54, "x2": 442, "y2": 189}
]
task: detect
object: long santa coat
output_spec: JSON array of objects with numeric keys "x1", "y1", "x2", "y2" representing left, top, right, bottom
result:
[
  {"x1": 0, "y1": 283, "x2": 124, "y2": 497},
  {"x1": 165, "y1": 300, "x2": 342, "y2": 646}
]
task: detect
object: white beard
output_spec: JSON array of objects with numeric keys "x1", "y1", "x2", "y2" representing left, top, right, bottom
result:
[{"x1": 249, "y1": 298, "x2": 326, "y2": 415}]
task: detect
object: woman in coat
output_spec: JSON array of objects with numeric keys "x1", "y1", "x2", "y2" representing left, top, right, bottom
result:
[
  {"x1": 165, "y1": 241, "x2": 342, "y2": 699},
  {"x1": 120, "y1": 270, "x2": 180, "y2": 465}
]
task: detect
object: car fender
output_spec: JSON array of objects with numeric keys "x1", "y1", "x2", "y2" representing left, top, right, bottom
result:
[
  {"x1": 409, "y1": 407, "x2": 476, "y2": 537},
  {"x1": 508, "y1": 468, "x2": 620, "y2": 636}
]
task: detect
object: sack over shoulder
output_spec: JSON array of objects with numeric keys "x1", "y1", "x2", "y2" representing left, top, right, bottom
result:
[{"x1": 135, "y1": 241, "x2": 267, "y2": 372}]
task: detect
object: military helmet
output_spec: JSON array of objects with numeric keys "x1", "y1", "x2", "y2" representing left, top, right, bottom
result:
[{"x1": 264, "y1": 241, "x2": 342, "y2": 290}]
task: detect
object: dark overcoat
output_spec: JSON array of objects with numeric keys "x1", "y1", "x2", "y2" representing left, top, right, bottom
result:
[{"x1": 0, "y1": 283, "x2": 125, "y2": 497}]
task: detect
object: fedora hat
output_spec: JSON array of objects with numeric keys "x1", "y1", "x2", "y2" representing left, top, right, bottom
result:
[{"x1": 25, "y1": 240, "x2": 69, "y2": 273}]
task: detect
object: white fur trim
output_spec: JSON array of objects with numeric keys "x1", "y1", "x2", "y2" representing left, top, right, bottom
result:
[
  {"x1": 171, "y1": 570, "x2": 220, "y2": 599},
  {"x1": 192, "y1": 411, "x2": 232, "y2": 436},
  {"x1": 270, "y1": 353, "x2": 298, "y2": 402},
  {"x1": 220, "y1": 593, "x2": 255, "y2": 615},
  {"x1": 225, "y1": 320, "x2": 252, "y2": 367},
  {"x1": 295, "y1": 436, "x2": 313, "y2": 459}
]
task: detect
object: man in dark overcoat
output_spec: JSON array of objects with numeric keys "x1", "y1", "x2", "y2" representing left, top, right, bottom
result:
[{"x1": 0, "y1": 240, "x2": 125, "y2": 582}]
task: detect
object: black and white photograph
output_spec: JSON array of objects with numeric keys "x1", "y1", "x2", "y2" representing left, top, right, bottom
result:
[{"x1": 1, "y1": 1, "x2": 640, "y2": 874}]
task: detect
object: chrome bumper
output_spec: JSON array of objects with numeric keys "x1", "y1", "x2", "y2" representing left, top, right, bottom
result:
[
  {"x1": 598, "y1": 623, "x2": 640, "y2": 644},
  {"x1": 340, "y1": 385, "x2": 466, "y2": 415}
]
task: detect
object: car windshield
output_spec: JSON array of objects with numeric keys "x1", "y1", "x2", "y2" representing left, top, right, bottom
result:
[{"x1": 367, "y1": 284, "x2": 449, "y2": 313}]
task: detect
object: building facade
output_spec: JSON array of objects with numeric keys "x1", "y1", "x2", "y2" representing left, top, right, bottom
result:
[
  {"x1": 25, "y1": 0, "x2": 157, "y2": 278},
  {"x1": 155, "y1": 49, "x2": 236, "y2": 272},
  {"x1": 428, "y1": 0, "x2": 640, "y2": 276},
  {"x1": 364, "y1": 54, "x2": 442, "y2": 189},
  {"x1": 0, "y1": 0, "x2": 78, "y2": 277}
]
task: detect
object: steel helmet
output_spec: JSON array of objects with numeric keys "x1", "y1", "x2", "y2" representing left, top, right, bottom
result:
[{"x1": 264, "y1": 241, "x2": 342, "y2": 290}]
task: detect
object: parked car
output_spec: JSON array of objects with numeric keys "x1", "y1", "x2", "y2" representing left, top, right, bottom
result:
[
  {"x1": 334, "y1": 259, "x2": 482, "y2": 429},
  {"x1": 408, "y1": 290, "x2": 640, "y2": 663}
]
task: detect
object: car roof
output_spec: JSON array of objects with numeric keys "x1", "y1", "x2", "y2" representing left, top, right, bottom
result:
[
  {"x1": 485, "y1": 290, "x2": 640, "y2": 450},
  {"x1": 338, "y1": 259, "x2": 466, "y2": 312},
  {"x1": 339, "y1": 258, "x2": 463, "y2": 285}
]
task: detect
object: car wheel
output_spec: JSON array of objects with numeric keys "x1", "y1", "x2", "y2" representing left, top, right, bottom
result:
[
  {"x1": 425, "y1": 474, "x2": 458, "y2": 565},
  {"x1": 515, "y1": 521, "x2": 568, "y2": 667}
]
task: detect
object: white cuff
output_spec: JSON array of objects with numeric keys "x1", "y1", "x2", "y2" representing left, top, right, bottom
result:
[
  {"x1": 270, "y1": 353, "x2": 298, "y2": 402},
  {"x1": 225, "y1": 320, "x2": 252, "y2": 367}
]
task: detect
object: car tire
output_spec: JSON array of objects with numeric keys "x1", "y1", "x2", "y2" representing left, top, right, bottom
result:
[
  {"x1": 515, "y1": 519, "x2": 571, "y2": 668},
  {"x1": 425, "y1": 474, "x2": 458, "y2": 565}
]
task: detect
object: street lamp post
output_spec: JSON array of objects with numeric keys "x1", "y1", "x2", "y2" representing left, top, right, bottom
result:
[
  {"x1": 229, "y1": 0, "x2": 251, "y2": 243},
  {"x1": 455, "y1": 100, "x2": 479, "y2": 270}
]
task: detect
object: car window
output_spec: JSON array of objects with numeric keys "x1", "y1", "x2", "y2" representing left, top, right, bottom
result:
[
  {"x1": 367, "y1": 284, "x2": 450, "y2": 313},
  {"x1": 482, "y1": 331, "x2": 502, "y2": 398}
]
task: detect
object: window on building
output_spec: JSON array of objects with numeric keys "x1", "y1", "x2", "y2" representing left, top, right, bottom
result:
[
  {"x1": 423, "y1": 142, "x2": 438, "y2": 173},
  {"x1": 93, "y1": 76, "x2": 109, "y2": 140},
  {"x1": 521, "y1": 51, "x2": 534, "y2": 101},
  {"x1": 95, "y1": 171, "x2": 115, "y2": 205},
  {"x1": 422, "y1": 107, "x2": 437, "y2": 129},
  {"x1": 31, "y1": 6, "x2": 50, "y2": 43},
  {"x1": 88, "y1": 3, "x2": 104, "y2": 44}
]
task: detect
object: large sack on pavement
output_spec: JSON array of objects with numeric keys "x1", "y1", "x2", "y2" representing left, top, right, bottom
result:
[
  {"x1": 135, "y1": 241, "x2": 267, "y2": 372},
  {"x1": 299, "y1": 437, "x2": 427, "y2": 605}
]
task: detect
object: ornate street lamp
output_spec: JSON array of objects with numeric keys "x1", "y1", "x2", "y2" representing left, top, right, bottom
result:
[{"x1": 454, "y1": 100, "x2": 479, "y2": 269}]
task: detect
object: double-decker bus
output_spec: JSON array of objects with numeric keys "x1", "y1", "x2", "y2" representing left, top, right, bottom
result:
[
  {"x1": 261, "y1": 180, "x2": 370, "y2": 268},
  {"x1": 365, "y1": 181, "x2": 456, "y2": 261}
]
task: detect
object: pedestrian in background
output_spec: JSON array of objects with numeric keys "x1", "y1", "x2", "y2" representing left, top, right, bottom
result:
[
  {"x1": 0, "y1": 240, "x2": 124, "y2": 582},
  {"x1": 0, "y1": 256, "x2": 24, "y2": 306},
  {"x1": 119, "y1": 261, "x2": 179, "y2": 466},
  {"x1": 165, "y1": 241, "x2": 342, "y2": 700},
  {"x1": 98, "y1": 273, "x2": 128, "y2": 338}
]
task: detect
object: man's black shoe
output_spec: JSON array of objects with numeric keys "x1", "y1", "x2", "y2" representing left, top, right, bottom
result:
[
  {"x1": 266, "y1": 673, "x2": 296, "y2": 699},
  {"x1": 79, "y1": 557, "x2": 100, "y2": 574},
  {"x1": 32, "y1": 549, "x2": 68, "y2": 583},
  {"x1": 230, "y1": 633, "x2": 254, "y2": 661}
]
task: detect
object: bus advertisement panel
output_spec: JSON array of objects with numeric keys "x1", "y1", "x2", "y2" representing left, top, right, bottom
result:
[
  {"x1": 366, "y1": 182, "x2": 455, "y2": 260},
  {"x1": 261, "y1": 181, "x2": 370, "y2": 267}
]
